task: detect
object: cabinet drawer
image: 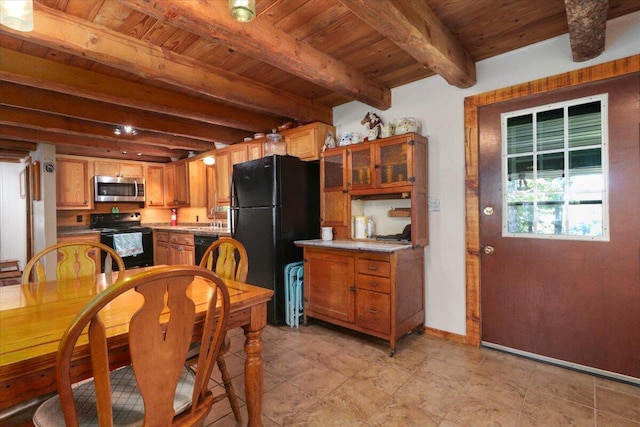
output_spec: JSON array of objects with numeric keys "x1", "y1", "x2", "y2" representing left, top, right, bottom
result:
[
  {"x1": 356, "y1": 274, "x2": 390, "y2": 293},
  {"x1": 156, "y1": 231, "x2": 169, "y2": 243},
  {"x1": 355, "y1": 290, "x2": 390, "y2": 334},
  {"x1": 355, "y1": 259, "x2": 390, "y2": 277},
  {"x1": 170, "y1": 233, "x2": 194, "y2": 246}
]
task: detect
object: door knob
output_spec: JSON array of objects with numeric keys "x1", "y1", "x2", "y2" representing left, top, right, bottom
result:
[{"x1": 482, "y1": 245, "x2": 495, "y2": 255}]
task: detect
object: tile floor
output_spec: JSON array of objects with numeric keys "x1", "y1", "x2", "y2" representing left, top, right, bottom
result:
[{"x1": 205, "y1": 322, "x2": 640, "y2": 427}]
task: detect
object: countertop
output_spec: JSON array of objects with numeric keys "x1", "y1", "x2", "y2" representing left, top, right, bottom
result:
[
  {"x1": 150, "y1": 225, "x2": 231, "y2": 236},
  {"x1": 295, "y1": 239, "x2": 413, "y2": 253},
  {"x1": 57, "y1": 225, "x2": 231, "y2": 237}
]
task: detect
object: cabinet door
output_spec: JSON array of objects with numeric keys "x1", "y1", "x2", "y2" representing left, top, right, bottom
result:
[
  {"x1": 304, "y1": 250, "x2": 355, "y2": 323},
  {"x1": 247, "y1": 141, "x2": 263, "y2": 160},
  {"x1": 215, "y1": 150, "x2": 231, "y2": 203},
  {"x1": 146, "y1": 165, "x2": 165, "y2": 207},
  {"x1": 285, "y1": 128, "x2": 315, "y2": 159},
  {"x1": 118, "y1": 162, "x2": 144, "y2": 178},
  {"x1": 348, "y1": 144, "x2": 374, "y2": 190},
  {"x1": 56, "y1": 158, "x2": 91, "y2": 209},
  {"x1": 155, "y1": 241, "x2": 170, "y2": 265},
  {"x1": 165, "y1": 163, "x2": 190, "y2": 206},
  {"x1": 170, "y1": 244, "x2": 194, "y2": 265},
  {"x1": 188, "y1": 159, "x2": 206, "y2": 207},
  {"x1": 320, "y1": 149, "x2": 349, "y2": 237},
  {"x1": 377, "y1": 138, "x2": 411, "y2": 188},
  {"x1": 229, "y1": 144, "x2": 248, "y2": 165},
  {"x1": 93, "y1": 161, "x2": 120, "y2": 177}
]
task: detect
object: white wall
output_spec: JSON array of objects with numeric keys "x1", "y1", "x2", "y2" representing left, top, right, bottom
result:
[
  {"x1": 333, "y1": 11, "x2": 640, "y2": 336},
  {"x1": 0, "y1": 162, "x2": 27, "y2": 269}
]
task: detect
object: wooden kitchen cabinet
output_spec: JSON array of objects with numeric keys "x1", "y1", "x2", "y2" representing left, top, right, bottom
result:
[
  {"x1": 214, "y1": 150, "x2": 231, "y2": 204},
  {"x1": 94, "y1": 160, "x2": 143, "y2": 178},
  {"x1": 56, "y1": 157, "x2": 92, "y2": 210},
  {"x1": 169, "y1": 232, "x2": 195, "y2": 265},
  {"x1": 154, "y1": 231, "x2": 195, "y2": 265},
  {"x1": 283, "y1": 122, "x2": 335, "y2": 161},
  {"x1": 154, "y1": 231, "x2": 170, "y2": 265},
  {"x1": 165, "y1": 162, "x2": 190, "y2": 206},
  {"x1": 57, "y1": 233, "x2": 102, "y2": 272},
  {"x1": 320, "y1": 148, "x2": 350, "y2": 239},
  {"x1": 188, "y1": 159, "x2": 206, "y2": 207},
  {"x1": 145, "y1": 165, "x2": 165, "y2": 207},
  {"x1": 303, "y1": 245, "x2": 425, "y2": 355},
  {"x1": 320, "y1": 133, "x2": 428, "y2": 246}
]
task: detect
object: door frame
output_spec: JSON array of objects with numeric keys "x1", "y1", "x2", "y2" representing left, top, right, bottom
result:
[{"x1": 463, "y1": 54, "x2": 640, "y2": 347}]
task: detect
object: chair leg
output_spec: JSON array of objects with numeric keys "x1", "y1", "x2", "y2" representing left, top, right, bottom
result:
[{"x1": 217, "y1": 349, "x2": 242, "y2": 422}]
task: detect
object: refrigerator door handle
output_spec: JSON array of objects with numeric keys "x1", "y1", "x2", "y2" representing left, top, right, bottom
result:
[{"x1": 230, "y1": 178, "x2": 236, "y2": 234}]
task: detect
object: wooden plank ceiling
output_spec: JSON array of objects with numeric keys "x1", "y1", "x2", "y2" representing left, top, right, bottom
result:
[{"x1": 1, "y1": 0, "x2": 638, "y2": 163}]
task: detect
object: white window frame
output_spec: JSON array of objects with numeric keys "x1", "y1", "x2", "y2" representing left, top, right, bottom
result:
[{"x1": 500, "y1": 94, "x2": 609, "y2": 241}]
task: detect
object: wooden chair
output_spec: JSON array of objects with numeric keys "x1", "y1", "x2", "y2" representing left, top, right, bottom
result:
[
  {"x1": 32, "y1": 265, "x2": 230, "y2": 427},
  {"x1": 22, "y1": 241, "x2": 125, "y2": 285},
  {"x1": 194, "y1": 237, "x2": 248, "y2": 422}
]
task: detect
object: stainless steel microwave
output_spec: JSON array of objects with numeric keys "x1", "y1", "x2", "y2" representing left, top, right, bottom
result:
[{"x1": 94, "y1": 176, "x2": 145, "y2": 202}]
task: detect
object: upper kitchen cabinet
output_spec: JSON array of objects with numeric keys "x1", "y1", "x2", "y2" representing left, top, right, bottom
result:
[
  {"x1": 94, "y1": 160, "x2": 143, "y2": 178},
  {"x1": 56, "y1": 156, "x2": 92, "y2": 210},
  {"x1": 145, "y1": 165, "x2": 165, "y2": 207},
  {"x1": 320, "y1": 148, "x2": 350, "y2": 239},
  {"x1": 165, "y1": 161, "x2": 190, "y2": 207},
  {"x1": 213, "y1": 149, "x2": 231, "y2": 205},
  {"x1": 348, "y1": 133, "x2": 427, "y2": 195},
  {"x1": 188, "y1": 158, "x2": 207, "y2": 208},
  {"x1": 284, "y1": 122, "x2": 335, "y2": 161}
]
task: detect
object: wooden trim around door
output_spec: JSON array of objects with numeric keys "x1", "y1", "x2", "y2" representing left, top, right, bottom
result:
[{"x1": 463, "y1": 55, "x2": 640, "y2": 347}]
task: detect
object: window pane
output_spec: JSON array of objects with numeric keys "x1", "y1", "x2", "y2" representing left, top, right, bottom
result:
[
  {"x1": 507, "y1": 202, "x2": 534, "y2": 233},
  {"x1": 567, "y1": 203, "x2": 602, "y2": 236},
  {"x1": 536, "y1": 152, "x2": 564, "y2": 192},
  {"x1": 537, "y1": 109, "x2": 564, "y2": 151},
  {"x1": 507, "y1": 156, "x2": 533, "y2": 195},
  {"x1": 536, "y1": 202, "x2": 564, "y2": 235},
  {"x1": 568, "y1": 101, "x2": 601, "y2": 148},
  {"x1": 507, "y1": 115, "x2": 533, "y2": 154}
]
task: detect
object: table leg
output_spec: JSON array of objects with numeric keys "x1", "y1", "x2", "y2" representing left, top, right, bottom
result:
[{"x1": 243, "y1": 319, "x2": 266, "y2": 426}]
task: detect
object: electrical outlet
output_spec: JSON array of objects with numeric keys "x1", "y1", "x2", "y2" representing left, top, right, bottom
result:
[
  {"x1": 76, "y1": 215, "x2": 83, "y2": 223},
  {"x1": 428, "y1": 197, "x2": 441, "y2": 212}
]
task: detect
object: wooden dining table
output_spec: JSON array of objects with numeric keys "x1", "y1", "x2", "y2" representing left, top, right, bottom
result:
[{"x1": 0, "y1": 266, "x2": 273, "y2": 426}]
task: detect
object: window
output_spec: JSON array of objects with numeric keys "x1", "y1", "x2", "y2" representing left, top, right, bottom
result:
[{"x1": 501, "y1": 94, "x2": 608, "y2": 240}]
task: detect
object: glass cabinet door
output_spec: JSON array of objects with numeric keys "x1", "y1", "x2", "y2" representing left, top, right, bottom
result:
[
  {"x1": 349, "y1": 145, "x2": 373, "y2": 189},
  {"x1": 322, "y1": 149, "x2": 346, "y2": 190},
  {"x1": 378, "y1": 139, "x2": 410, "y2": 186}
]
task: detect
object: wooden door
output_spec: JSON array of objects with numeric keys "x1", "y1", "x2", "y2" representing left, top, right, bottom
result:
[{"x1": 479, "y1": 74, "x2": 640, "y2": 378}]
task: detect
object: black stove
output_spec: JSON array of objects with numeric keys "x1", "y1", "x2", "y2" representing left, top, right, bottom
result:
[{"x1": 90, "y1": 212, "x2": 154, "y2": 271}]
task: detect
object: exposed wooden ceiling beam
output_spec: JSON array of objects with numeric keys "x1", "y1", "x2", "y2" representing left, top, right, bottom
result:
[
  {"x1": 565, "y1": 0, "x2": 609, "y2": 62},
  {"x1": 0, "y1": 125, "x2": 189, "y2": 160},
  {"x1": 122, "y1": 0, "x2": 391, "y2": 110},
  {"x1": 0, "y1": 48, "x2": 277, "y2": 135},
  {"x1": 338, "y1": 0, "x2": 476, "y2": 88},
  {"x1": 0, "y1": 140, "x2": 37, "y2": 151},
  {"x1": 1, "y1": 4, "x2": 333, "y2": 124},
  {"x1": 0, "y1": 106, "x2": 217, "y2": 152},
  {"x1": 0, "y1": 82, "x2": 252, "y2": 144}
]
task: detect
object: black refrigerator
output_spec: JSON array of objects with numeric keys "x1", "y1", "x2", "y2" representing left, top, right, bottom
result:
[{"x1": 231, "y1": 155, "x2": 320, "y2": 325}]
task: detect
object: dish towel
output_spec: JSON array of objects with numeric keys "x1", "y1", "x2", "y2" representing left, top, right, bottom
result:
[{"x1": 113, "y1": 232, "x2": 143, "y2": 257}]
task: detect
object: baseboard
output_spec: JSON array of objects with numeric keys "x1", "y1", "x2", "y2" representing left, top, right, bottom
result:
[{"x1": 423, "y1": 326, "x2": 467, "y2": 345}]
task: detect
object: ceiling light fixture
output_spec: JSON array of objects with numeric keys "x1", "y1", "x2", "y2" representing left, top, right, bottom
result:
[
  {"x1": 203, "y1": 156, "x2": 215, "y2": 165},
  {"x1": 229, "y1": 0, "x2": 255, "y2": 23},
  {"x1": 0, "y1": 0, "x2": 33, "y2": 32},
  {"x1": 114, "y1": 125, "x2": 137, "y2": 136}
]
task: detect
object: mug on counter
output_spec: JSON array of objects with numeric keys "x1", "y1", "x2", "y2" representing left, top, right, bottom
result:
[{"x1": 321, "y1": 227, "x2": 333, "y2": 241}]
